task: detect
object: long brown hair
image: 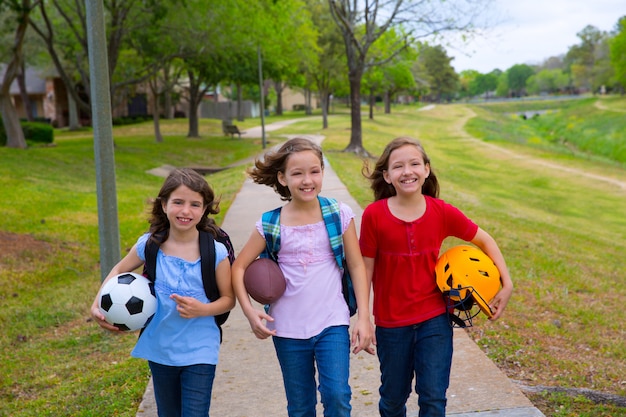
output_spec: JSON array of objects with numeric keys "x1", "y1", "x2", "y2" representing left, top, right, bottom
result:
[
  {"x1": 363, "y1": 136, "x2": 439, "y2": 201},
  {"x1": 148, "y1": 168, "x2": 221, "y2": 241},
  {"x1": 248, "y1": 137, "x2": 324, "y2": 201}
]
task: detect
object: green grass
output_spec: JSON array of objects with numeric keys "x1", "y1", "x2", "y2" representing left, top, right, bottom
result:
[
  {"x1": 320, "y1": 102, "x2": 626, "y2": 417},
  {"x1": 0, "y1": 118, "x2": 260, "y2": 417},
  {"x1": 1, "y1": 100, "x2": 625, "y2": 416},
  {"x1": 466, "y1": 97, "x2": 626, "y2": 166}
]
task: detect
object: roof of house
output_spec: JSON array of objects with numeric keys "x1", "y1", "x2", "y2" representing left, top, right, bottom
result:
[{"x1": 0, "y1": 64, "x2": 50, "y2": 95}]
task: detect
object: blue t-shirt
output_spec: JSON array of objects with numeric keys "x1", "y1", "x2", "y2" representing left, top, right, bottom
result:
[{"x1": 131, "y1": 233, "x2": 228, "y2": 366}]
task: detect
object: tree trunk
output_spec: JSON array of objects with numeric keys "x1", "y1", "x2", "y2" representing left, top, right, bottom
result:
[
  {"x1": 344, "y1": 73, "x2": 369, "y2": 157},
  {"x1": 188, "y1": 100, "x2": 199, "y2": 137},
  {"x1": 151, "y1": 81, "x2": 163, "y2": 143},
  {"x1": 68, "y1": 89, "x2": 81, "y2": 130},
  {"x1": 186, "y1": 70, "x2": 201, "y2": 137},
  {"x1": 384, "y1": 91, "x2": 391, "y2": 114},
  {"x1": 164, "y1": 90, "x2": 172, "y2": 119},
  {"x1": 163, "y1": 69, "x2": 173, "y2": 119},
  {"x1": 305, "y1": 89, "x2": 312, "y2": 115},
  {"x1": 1, "y1": 0, "x2": 28, "y2": 148},
  {"x1": 369, "y1": 90, "x2": 374, "y2": 120},
  {"x1": 17, "y1": 63, "x2": 34, "y2": 122},
  {"x1": 236, "y1": 82, "x2": 244, "y2": 122},
  {"x1": 0, "y1": 94, "x2": 27, "y2": 149},
  {"x1": 274, "y1": 81, "x2": 284, "y2": 116},
  {"x1": 320, "y1": 90, "x2": 329, "y2": 129}
]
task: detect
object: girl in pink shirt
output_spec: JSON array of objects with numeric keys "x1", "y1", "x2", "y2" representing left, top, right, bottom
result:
[
  {"x1": 360, "y1": 137, "x2": 513, "y2": 417},
  {"x1": 232, "y1": 137, "x2": 374, "y2": 417}
]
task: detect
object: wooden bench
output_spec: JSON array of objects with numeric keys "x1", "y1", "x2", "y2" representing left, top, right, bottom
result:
[{"x1": 222, "y1": 120, "x2": 244, "y2": 138}]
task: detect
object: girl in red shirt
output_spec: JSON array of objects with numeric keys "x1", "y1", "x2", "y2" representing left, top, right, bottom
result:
[{"x1": 360, "y1": 137, "x2": 513, "y2": 417}]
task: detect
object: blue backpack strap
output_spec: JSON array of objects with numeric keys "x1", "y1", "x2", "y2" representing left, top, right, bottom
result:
[
  {"x1": 318, "y1": 196, "x2": 357, "y2": 316},
  {"x1": 261, "y1": 207, "x2": 282, "y2": 261},
  {"x1": 318, "y1": 196, "x2": 344, "y2": 269}
]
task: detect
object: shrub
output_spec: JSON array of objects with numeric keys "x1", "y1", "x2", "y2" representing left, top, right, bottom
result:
[
  {"x1": 0, "y1": 118, "x2": 54, "y2": 146},
  {"x1": 22, "y1": 121, "x2": 54, "y2": 144},
  {"x1": 0, "y1": 117, "x2": 6, "y2": 146}
]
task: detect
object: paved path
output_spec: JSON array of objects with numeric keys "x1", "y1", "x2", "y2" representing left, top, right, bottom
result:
[{"x1": 137, "y1": 125, "x2": 544, "y2": 416}]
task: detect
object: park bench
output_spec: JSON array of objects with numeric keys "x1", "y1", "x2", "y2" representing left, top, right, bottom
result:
[{"x1": 222, "y1": 120, "x2": 244, "y2": 139}]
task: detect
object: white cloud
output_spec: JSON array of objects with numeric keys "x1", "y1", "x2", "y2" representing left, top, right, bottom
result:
[{"x1": 446, "y1": 0, "x2": 626, "y2": 73}]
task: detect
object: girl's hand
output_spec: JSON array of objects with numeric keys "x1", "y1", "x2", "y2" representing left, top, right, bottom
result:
[
  {"x1": 90, "y1": 301, "x2": 123, "y2": 332},
  {"x1": 244, "y1": 308, "x2": 277, "y2": 340},
  {"x1": 171, "y1": 294, "x2": 205, "y2": 319},
  {"x1": 488, "y1": 284, "x2": 513, "y2": 321},
  {"x1": 351, "y1": 317, "x2": 376, "y2": 355}
]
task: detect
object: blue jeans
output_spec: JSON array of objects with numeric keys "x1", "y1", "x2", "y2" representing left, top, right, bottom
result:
[
  {"x1": 376, "y1": 314, "x2": 453, "y2": 417},
  {"x1": 148, "y1": 361, "x2": 216, "y2": 417},
  {"x1": 272, "y1": 325, "x2": 351, "y2": 417}
]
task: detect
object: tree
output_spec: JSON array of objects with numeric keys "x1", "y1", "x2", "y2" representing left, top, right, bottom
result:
[
  {"x1": 260, "y1": 0, "x2": 318, "y2": 116},
  {"x1": 470, "y1": 71, "x2": 499, "y2": 99},
  {"x1": 457, "y1": 69, "x2": 479, "y2": 100},
  {"x1": 565, "y1": 25, "x2": 608, "y2": 93},
  {"x1": 415, "y1": 43, "x2": 459, "y2": 102},
  {"x1": 306, "y1": 0, "x2": 346, "y2": 129},
  {"x1": 507, "y1": 64, "x2": 534, "y2": 97},
  {"x1": 328, "y1": 0, "x2": 494, "y2": 155},
  {"x1": 526, "y1": 69, "x2": 569, "y2": 95},
  {"x1": 610, "y1": 16, "x2": 626, "y2": 92},
  {"x1": 495, "y1": 71, "x2": 509, "y2": 97},
  {"x1": 381, "y1": 54, "x2": 416, "y2": 112},
  {"x1": 0, "y1": 0, "x2": 35, "y2": 149},
  {"x1": 28, "y1": 0, "x2": 161, "y2": 123}
]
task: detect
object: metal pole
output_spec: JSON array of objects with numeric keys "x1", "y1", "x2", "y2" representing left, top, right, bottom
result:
[
  {"x1": 85, "y1": 0, "x2": 120, "y2": 281},
  {"x1": 258, "y1": 45, "x2": 266, "y2": 149}
]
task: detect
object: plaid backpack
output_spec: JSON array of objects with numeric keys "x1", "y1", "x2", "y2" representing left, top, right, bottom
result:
[{"x1": 260, "y1": 196, "x2": 357, "y2": 316}]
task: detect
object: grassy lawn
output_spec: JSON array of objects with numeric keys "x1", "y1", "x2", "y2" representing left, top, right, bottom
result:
[{"x1": 1, "y1": 99, "x2": 625, "y2": 416}]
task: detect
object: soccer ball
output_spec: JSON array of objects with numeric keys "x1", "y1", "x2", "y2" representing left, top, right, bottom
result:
[{"x1": 98, "y1": 272, "x2": 157, "y2": 331}]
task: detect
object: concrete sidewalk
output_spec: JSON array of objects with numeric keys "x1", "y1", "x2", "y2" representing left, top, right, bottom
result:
[{"x1": 136, "y1": 130, "x2": 544, "y2": 416}]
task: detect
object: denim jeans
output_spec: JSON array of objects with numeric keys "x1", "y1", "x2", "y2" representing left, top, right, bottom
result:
[
  {"x1": 376, "y1": 314, "x2": 453, "y2": 417},
  {"x1": 148, "y1": 361, "x2": 216, "y2": 417},
  {"x1": 272, "y1": 325, "x2": 351, "y2": 417}
]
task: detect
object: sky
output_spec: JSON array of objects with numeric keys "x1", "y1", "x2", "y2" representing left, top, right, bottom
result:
[{"x1": 446, "y1": 0, "x2": 626, "y2": 74}]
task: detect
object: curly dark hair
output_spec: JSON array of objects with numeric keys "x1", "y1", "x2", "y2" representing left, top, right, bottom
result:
[
  {"x1": 148, "y1": 168, "x2": 221, "y2": 242},
  {"x1": 248, "y1": 137, "x2": 324, "y2": 201},
  {"x1": 363, "y1": 136, "x2": 439, "y2": 201}
]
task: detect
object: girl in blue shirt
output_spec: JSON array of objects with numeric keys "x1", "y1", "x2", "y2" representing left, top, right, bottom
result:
[{"x1": 91, "y1": 168, "x2": 235, "y2": 417}]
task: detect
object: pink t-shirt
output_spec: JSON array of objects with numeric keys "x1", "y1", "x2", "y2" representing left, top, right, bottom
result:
[
  {"x1": 255, "y1": 202, "x2": 354, "y2": 338},
  {"x1": 360, "y1": 197, "x2": 478, "y2": 328}
]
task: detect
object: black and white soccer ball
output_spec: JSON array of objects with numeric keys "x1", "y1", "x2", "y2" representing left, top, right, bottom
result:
[{"x1": 98, "y1": 272, "x2": 157, "y2": 331}]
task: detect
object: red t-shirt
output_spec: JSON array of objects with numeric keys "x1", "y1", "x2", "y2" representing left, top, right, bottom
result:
[{"x1": 360, "y1": 197, "x2": 478, "y2": 328}]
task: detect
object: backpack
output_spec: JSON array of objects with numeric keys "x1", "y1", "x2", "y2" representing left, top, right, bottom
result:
[
  {"x1": 143, "y1": 228, "x2": 235, "y2": 341},
  {"x1": 260, "y1": 196, "x2": 357, "y2": 316}
]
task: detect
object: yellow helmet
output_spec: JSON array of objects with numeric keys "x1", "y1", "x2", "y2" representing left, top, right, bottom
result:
[{"x1": 435, "y1": 245, "x2": 501, "y2": 327}]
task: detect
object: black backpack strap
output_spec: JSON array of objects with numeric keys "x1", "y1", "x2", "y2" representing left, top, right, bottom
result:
[
  {"x1": 143, "y1": 232, "x2": 166, "y2": 282},
  {"x1": 215, "y1": 227, "x2": 235, "y2": 265},
  {"x1": 199, "y1": 230, "x2": 230, "y2": 342},
  {"x1": 199, "y1": 230, "x2": 217, "y2": 301},
  {"x1": 144, "y1": 230, "x2": 230, "y2": 342}
]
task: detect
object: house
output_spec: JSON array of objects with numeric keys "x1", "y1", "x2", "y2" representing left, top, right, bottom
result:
[
  {"x1": 2, "y1": 64, "x2": 316, "y2": 127},
  {"x1": 0, "y1": 64, "x2": 72, "y2": 127}
]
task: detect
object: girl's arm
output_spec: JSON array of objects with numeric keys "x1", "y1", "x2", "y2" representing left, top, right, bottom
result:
[
  {"x1": 231, "y1": 230, "x2": 277, "y2": 339},
  {"x1": 90, "y1": 244, "x2": 144, "y2": 332},
  {"x1": 171, "y1": 258, "x2": 235, "y2": 319},
  {"x1": 343, "y1": 219, "x2": 375, "y2": 355},
  {"x1": 471, "y1": 227, "x2": 514, "y2": 320}
]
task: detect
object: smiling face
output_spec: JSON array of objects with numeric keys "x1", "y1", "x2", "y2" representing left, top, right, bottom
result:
[
  {"x1": 277, "y1": 150, "x2": 324, "y2": 204},
  {"x1": 383, "y1": 144, "x2": 430, "y2": 197},
  {"x1": 161, "y1": 185, "x2": 206, "y2": 232}
]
